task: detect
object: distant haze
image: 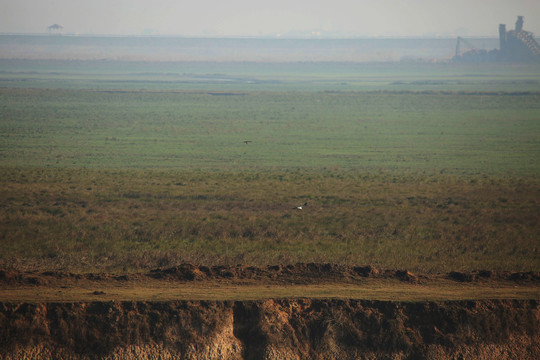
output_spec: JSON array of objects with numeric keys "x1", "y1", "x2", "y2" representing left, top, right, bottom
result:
[{"x1": 2, "y1": 0, "x2": 540, "y2": 38}]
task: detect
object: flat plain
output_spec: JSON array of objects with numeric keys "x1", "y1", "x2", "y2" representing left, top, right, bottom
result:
[{"x1": 1, "y1": 60, "x2": 539, "y2": 301}]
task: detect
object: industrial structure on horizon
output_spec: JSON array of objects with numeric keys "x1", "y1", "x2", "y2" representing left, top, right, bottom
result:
[{"x1": 454, "y1": 16, "x2": 540, "y2": 62}]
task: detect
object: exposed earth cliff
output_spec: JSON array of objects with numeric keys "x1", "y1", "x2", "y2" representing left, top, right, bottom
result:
[{"x1": 1, "y1": 298, "x2": 538, "y2": 360}]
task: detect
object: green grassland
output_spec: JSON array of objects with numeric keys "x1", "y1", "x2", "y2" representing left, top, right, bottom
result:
[
  {"x1": 2, "y1": 59, "x2": 540, "y2": 92},
  {"x1": 1, "y1": 61, "x2": 539, "y2": 273},
  {"x1": 2, "y1": 88, "x2": 539, "y2": 173}
]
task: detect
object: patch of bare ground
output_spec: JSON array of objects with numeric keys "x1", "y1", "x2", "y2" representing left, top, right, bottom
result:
[
  {"x1": 0, "y1": 265, "x2": 539, "y2": 358},
  {"x1": 1, "y1": 263, "x2": 539, "y2": 287},
  {"x1": 0, "y1": 299, "x2": 538, "y2": 359}
]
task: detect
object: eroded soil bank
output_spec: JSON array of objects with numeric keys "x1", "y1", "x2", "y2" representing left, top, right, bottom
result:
[
  {"x1": 3, "y1": 264, "x2": 539, "y2": 285},
  {"x1": 1, "y1": 298, "x2": 538, "y2": 360}
]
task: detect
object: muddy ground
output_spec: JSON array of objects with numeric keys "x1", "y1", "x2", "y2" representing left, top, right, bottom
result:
[{"x1": 1, "y1": 264, "x2": 539, "y2": 359}]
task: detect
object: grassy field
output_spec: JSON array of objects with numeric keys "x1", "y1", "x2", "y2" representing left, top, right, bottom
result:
[
  {"x1": 1, "y1": 88, "x2": 539, "y2": 174},
  {"x1": 1, "y1": 168, "x2": 538, "y2": 273},
  {"x1": 2, "y1": 59, "x2": 540, "y2": 92},
  {"x1": 1, "y1": 61, "x2": 539, "y2": 274}
]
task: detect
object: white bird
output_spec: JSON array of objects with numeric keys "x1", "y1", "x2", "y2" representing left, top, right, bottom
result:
[{"x1": 294, "y1": 202, "x2": 307, "y2": 210}]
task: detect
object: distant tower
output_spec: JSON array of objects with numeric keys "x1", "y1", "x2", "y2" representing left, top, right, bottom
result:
[
  {"x1": 47, "y1": 24, "x2": 63, "y2": 35},
  {"x1": 457, "y1": 15, "x2": 539, "y2": 63},
  {"x1": 502, "y1": 16, "x2": 540, "y2": 62},
  {"x1": 515, "y1": 16, "x2": 524, "y2": 32},
  {"x1": 499, "y1": 24, "x2": 507, "y2": 54}
]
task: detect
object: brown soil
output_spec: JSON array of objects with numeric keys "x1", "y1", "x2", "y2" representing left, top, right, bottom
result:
[
  {"x1": 1, "y1": 299, "x2": 538, "y2": 359},
  {"x1": 1, "y1": 264, "x2": 539, "y2": 359},
  {"x1": 2, "y1": 263, "x2": 539, "y2": 287}
]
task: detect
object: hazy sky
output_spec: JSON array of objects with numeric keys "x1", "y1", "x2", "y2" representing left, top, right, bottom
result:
[{"x1": 2, "y1": 0, "x2": 539, "y2": 37}]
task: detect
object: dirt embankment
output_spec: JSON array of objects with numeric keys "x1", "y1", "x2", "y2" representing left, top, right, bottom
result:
[
  {"x1": 2, "y1": 263, "x2": 539, "y2": 286},
  {"x1": 1, "y1": 298, "x2": 538, "y2": 360}
]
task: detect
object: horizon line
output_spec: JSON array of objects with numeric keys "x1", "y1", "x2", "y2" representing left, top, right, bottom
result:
[{"x1": 0, "y1": 32, "x2": 504, "y2": 40}]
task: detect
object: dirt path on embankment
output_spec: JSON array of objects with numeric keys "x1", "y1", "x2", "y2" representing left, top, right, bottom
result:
[{"x1": 1, "y1": 264, "x2": 539, "y2": 359}]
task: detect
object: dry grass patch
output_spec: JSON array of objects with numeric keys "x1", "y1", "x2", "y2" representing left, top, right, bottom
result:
[{"x1": 1, "y1": 167, "x2": 539, "y2": 273}]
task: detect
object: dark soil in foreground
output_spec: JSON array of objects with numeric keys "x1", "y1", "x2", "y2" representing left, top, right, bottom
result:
[
  {"x1": 0, "y1": 264, "x2": 539, "y2": 359},
  {"x1": 0, "y1": 299, "x2": 538, "y2": 360}
]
